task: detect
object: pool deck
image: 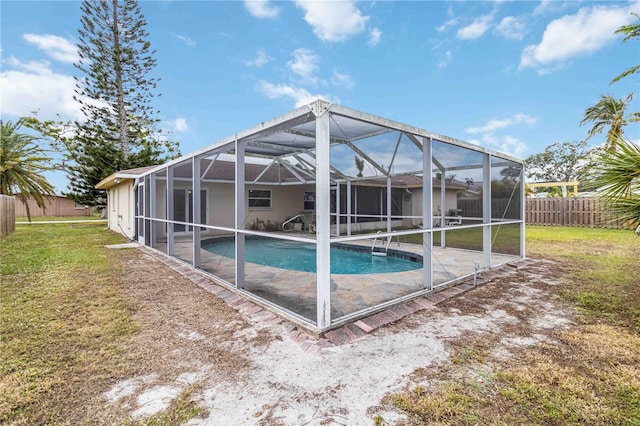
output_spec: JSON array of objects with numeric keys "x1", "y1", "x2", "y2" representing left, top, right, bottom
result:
[
  {"x1": 137, "y1": 241, "x2": 529, "y2": 344},
  {"x1": 152, "y1": 234, "x2": 518, "y2": 325}
]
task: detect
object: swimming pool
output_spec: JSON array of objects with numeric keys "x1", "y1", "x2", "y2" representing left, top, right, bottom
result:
[{"x1": 201, "y1": 238, "x2": 422, "y2": 274}]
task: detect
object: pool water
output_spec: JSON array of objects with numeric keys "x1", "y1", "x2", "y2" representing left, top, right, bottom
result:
[{"x1": 202, "y1": 239, "x2": 422, "y2": 274}]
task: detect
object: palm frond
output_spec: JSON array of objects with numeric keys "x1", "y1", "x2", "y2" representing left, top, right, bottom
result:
[
  {"x1": 611, "y1": 64, "x2": 640, "y2": 84},
  {"x1": 0, "y1": 118, "x2": 56, "y2": 221},
  {"x1": 580, "y1": 93, "x2": 634, "y2": 151},
  {"x1": 595, "y1": 136, "x2": 640, "y2": 226}
]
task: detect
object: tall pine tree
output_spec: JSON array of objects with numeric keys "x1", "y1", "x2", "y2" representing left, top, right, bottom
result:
[{"x1": 70, "y1": 0, "x2": 178, "y2": 205}]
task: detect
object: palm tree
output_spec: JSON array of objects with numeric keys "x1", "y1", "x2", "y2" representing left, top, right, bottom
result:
[
  {"x1": 611, "y1": 13, "x2": 640, "y2": 84},
  {"x1": 0, "y1": 118, "x2": 56, "y2": 221},
  {"x1": 580, "y1": 93, "x2": 639, "y2": 151},
  {"x1": 595, "y1": 136, "x2": 640, "y2": 228}
]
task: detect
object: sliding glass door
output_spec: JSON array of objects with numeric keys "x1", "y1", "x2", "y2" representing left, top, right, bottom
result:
[{"x1": 173, "y1": 189, "x2": 207, "y2": 232}]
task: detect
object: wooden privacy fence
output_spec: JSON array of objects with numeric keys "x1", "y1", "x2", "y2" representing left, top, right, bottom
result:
[
  {"x1": 458, "y1": 198, "x2": 520, "y2": 220},
  {"x1": 526, "y1": 196, "x2": 631, "y2": 229},
  {"x1": 0, "y1": 195, "x2": 16, "y2": 236},
  {"x1": 458, "y1": 196, "x2": 631, "y2": 229}
]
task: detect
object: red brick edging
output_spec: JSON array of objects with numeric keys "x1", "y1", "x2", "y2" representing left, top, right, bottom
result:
[{"x1": 137, "y1": 245, "x2": 531, "y2": 352}]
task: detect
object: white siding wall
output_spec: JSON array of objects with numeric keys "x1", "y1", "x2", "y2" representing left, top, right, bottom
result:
[
  {"x1": 120, "y1": 181, "x2": 317, "y2": 238},
  {"x1": 410, "y1": 188, "x2": 459, "y2": 226},
  {"x1": 109, "y1": 181, "x2": 464, "y2": 239},
  {"x1": 108, "y1": 181, "x2": 135, "y2": 239},
  {"x1": 201, "y1": 182, "x2": 315, "y2": 232},
  {"x1": 244, "y1": 184, "x2": 314, "y2": 229}
]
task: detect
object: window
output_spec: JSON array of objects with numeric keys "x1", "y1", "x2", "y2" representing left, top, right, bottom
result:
[
  {"x1": 303, "y1": 191, "x2": 315, "y2": 210},
  {"x1": 248, "y1": 189, "x2": 271, "y2": 208}
]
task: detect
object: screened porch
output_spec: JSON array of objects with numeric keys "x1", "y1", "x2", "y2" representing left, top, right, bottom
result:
[{"x1": 134, "y1": 100, "x2": 524, "y2": 332}]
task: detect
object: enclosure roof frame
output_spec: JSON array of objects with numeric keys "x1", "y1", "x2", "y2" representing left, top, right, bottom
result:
[{"x1": 137, "y1": 100, "x2": 524, "y2": 181}]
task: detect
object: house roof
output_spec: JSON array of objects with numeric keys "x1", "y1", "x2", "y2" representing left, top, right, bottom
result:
[
  {"x1": 117, "y1": 166, "x2": 158, "y2": 176},
  {"x1": 95, "y1": 166, "x2": 157, "y2": 190}
]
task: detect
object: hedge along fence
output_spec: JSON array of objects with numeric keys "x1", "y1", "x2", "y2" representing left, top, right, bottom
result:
[
  {"x1": 526, "y1": 196, "x2": 634, "y2": 229},
  {"x1": 0, "y1": 195, "x2": 16, "y2": 236}
]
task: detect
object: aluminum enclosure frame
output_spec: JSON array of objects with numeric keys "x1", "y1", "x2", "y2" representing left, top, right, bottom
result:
[{"x1": 133, "y1": 100, "x2": 525, "y2": 333}]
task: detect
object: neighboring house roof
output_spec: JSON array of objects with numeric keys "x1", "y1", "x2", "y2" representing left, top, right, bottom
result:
[
  {"x1": 15, "y1": 193, "x2": 73, "y2": 199},
  {"x1": 358, "y1": 175, "x2": 468, "y2": 190}
]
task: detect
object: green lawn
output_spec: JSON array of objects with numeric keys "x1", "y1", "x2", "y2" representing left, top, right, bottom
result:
[
  {"x1": 2, "y1": 223, "x2": 639, "y2": 425},
  {"x1": 398, "y1": 224, "x2": 521, "y2": 255},
  {"x1": 16, "y1": 215, "x2": 104, "y2": 222},
  {"x1": 0, "y1": 223, "x2": 134, "y2": 424},
  {"x1": 388, "y1": 225, "x2": 640, "y2": 425},
  {"x1": 527, "y1": 226, "x2": 640, "y2": 331}
]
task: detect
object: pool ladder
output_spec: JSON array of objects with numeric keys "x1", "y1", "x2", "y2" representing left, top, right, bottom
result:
[
  {"x1": 371, "y1": 231, "x2": 392, "y2": 257},
  {"x1": 282, "y1": 214, "x2": 306, "y2": 232}
]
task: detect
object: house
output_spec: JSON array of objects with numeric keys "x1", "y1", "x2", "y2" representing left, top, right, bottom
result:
[
  {"x1": 14, "y1": 194, "x2": 93, "y2": 218},
  {"x1": 97, "y1": 166, "x2": 156, "y2": 239},
  {"x1": 97, "y1": 100, "x2": 525, "y2": 333},
  {"x1": 99, "y1": 163, "x2": 468, "y2": 238}
]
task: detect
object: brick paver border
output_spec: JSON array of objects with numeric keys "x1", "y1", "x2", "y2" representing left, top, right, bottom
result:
[{"x1": 136, "y1": 245, "x2": 533, "y2": 354}]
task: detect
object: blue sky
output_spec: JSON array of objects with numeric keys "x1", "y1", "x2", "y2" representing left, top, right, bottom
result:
[{"x1": 1, "y1": 0, "x2": 639, "y2": 192}]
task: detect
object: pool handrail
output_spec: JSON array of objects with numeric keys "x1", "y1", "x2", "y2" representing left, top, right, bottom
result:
[{"x1": 282, "y1": 214, "x2": 307, "y2": 232}]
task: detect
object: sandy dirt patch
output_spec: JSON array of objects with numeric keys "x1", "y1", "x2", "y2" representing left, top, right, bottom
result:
[{"x1": 103, "y1": 253, "x2": 574, "y2": 425}]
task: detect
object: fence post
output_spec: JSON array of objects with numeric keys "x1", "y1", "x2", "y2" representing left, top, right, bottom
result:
[{"x1": 0, "y1": 195, "x2": 16, "y2": 236}]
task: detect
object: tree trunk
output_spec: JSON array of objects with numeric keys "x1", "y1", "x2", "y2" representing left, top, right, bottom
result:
[{"x1": 111, "y1": 0, "x2": 129, "y2": 162}]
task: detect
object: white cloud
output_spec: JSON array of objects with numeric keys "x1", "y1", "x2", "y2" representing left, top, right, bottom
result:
[
  {"x1": 437, "y1": 50, "x2": 452, "y2": 68},
  {"x1": 533, "y1": 0, "x2": 572, "y2": 16},
  {"x1": 287, "y1": 48, "x2": 320, "y2": 84},
  {"x1": 495, "y1": 135, "x2": 528, "y2": 158},
  {"x1": 257, "y1": 80, "x2": 329, "y2": 108},
  {"x1": 368, "y1": 27, "x2": 382, "y2": 46},
  {"x1": 172, "y1": 33, "x2": 196, "y2": 46},
  {"x1": 23, "y1": 34, "x2": 78, "y2": 63},
  {"x1": 495, "y1": 16, "x2": 526, "y2": 40},
  {"x1": 465, "y1": 113, "x2": 535, "y2": 157},
  {"x1": 295, "y1": 0, "x2": 369, "y2": 42},
  {"x1": 0, "y1": 57, "x2": 80, "y2": 118},
  {"x1": 520, "y1": 4, "x2": 635, "y2": 72},
  {"x1": 477, "y1": 133, "x2": 528, "y2": 158},
  {"x1": 534, "y1": 63, "x2": 567, "y2": 76},
  {"x1": 244, "y1": 0, "x2": 279, "y2": 19},
  {"x1": 173, "y1": 118, "x2": 189, "y2": 132},
  {"x1": 244, "y1": 49, "x2": 272, "y2": 67},
  {"x1": 331, "y1": 69, "x2": 354, "y2": 89},
  {"x1": 456, "y1": 13, "x2": 494, "y2": 40},
  {"x1": 466, "y1": 113, "x2": 537, "y2": 134},
  {"x1": 533, "y1": 0, "x2": 552, "y2": 16},
  {"x1": 436, "y1": 18, "x2": 458, "y2": 32}
]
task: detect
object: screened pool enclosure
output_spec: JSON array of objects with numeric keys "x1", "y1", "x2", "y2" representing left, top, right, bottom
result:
[{"x1": 134, "y1": 100, "x2": 524, "y2": 332}]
